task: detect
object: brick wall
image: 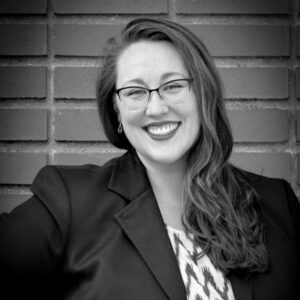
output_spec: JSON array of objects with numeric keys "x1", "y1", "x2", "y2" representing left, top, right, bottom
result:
[{"x1": 0, "y1": 0, "x2": 299, "y2": 212}]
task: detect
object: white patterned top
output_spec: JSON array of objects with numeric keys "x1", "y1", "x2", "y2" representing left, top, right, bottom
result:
[{"x1": 166, "y1": 225, "x2": 235, "y2": 300}]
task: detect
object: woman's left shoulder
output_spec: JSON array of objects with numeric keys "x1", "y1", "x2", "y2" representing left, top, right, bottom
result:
[
  {"x1": 236, "y1": 168, "x2": 300, "y2": 236},
  {"x1": 234, "y1": 167, "x2": 297, "y2": 201}
]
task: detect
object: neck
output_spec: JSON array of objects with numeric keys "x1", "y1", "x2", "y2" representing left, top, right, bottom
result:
[
  {"x1": 137, "y1": 154, "x2": 187, "y2": 230},
  {"x1": 139, "y1": 155, "x2": 186, "y2": 193}
]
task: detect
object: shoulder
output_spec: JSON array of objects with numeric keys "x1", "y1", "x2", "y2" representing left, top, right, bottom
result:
[
  {"x1": 30, "y1": 155, "x2": 124, "y2": 227},
  {"x1": 31, "y1": 155, "x2": 120, "y2": 196},
  {"x1": 234, "y1": 167, "x2": 300, "y2": 239},
  {"x1": 234, "y1": 167, "x2": 299, "y2": 212},
  {"x1": 33, "y1": 156, "x2": 117, "y2": 185},
  {"x1": 233, "y1": 166, "x2": 296, "y2": 200}
]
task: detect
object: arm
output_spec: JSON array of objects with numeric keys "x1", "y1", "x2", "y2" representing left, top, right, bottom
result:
[
  {"x1": 0, "y1": 166, "x2": 70, "y2": 299},
  {"x1": 282, "y1": 180, "x2": 300, "y2": 296},
  {"x1": 282, "y1": 180, "x2": 300, "y2": 244}
]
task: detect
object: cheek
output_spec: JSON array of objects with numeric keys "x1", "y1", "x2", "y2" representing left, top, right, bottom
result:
[
  {"x1": 120, "y1": 109, "x2": 143, "y2": 130},
  {"x1": 185, "y1": 105, "x2": 201, "y2": 138},
  {"x1": 121, "y1": 111, "x2": 145, "y2": 148},
  {"x1": 186, "y1": 118, "x2": 200, "y2": 144}
]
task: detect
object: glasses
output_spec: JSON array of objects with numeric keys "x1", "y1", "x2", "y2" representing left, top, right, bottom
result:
[{"x1": 115, "y1": 78, "x2": 194, "y2": 109}]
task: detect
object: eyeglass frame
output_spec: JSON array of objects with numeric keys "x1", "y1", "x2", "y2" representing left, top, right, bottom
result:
[{"x1": 114, "y1": 78, "x2": 194, "y2": 107}]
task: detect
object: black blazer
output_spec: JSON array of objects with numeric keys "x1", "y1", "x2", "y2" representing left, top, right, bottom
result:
[{"x1": 0, "y1": 151, "x2": 299, "y2": 300}]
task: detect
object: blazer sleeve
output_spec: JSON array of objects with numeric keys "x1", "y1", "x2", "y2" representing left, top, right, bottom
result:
[
  {"x1": 0, "y1": 166, "x2": 70, "y2": 298},
  {"x1": 282, "y1": 179, "x2": 300, "y2": 251}
]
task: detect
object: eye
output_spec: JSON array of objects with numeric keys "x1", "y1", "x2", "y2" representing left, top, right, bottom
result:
[
  {"x1": 163, "y1": 81, "x2": 184, "y2": 92},
  {"x1": 123, "y1": 88, "x2": 147, "y2": 97}
]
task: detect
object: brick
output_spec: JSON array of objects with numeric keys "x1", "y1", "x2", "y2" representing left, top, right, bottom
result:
[
  {"x1": 54, "y1": 24, "x2": 122, "y2": 56},
  {"x1": 54, "y1": 67, "x2": 97, "y2": 99},
  {"x1": 219, "y1": 67, "x2": 288, "y2": 99},
  {"x1": 0, "y1": 109, "x2": 47, "y2": 141},
  {"x1": 0, "y1": 153, "x2": 46, "y2": 184},
  {"x1": 54, "y1": 24, "x2": 288, "y2": 57},
  {"x1": 54, "y1": 152, "x2": 122, "y2": 165},
  {"x1": 298, "y1": 155, "x2": 300, "y2": 185},
  {"x1": 0, "y1": 24, "x2": 46, "y2": 56},
  {"x1": 187, "y1": 25, "x2": 288, "y2": 57},
  {"x1": 296, "y1": 68, "x2": 300, "y2": 98},
  {"x1": 0, "y1": 0, "x2": 47, "y2": 14},
  {"x1": 297, "y1": 111, "x2": 300, "y2": 141},
  {"x1": 176, "y1": 0, "x2": 289, "y2": 14},
  {"x1": 54, "y1": 109, "x2": 106, "y2": 141},
  {"x1": 0, "y1": 194, "x2": 29, "y2": 213},
  {"x1": 298, "y1": 26, "x2": 300, "y2": 56},
  {"x1": 228, "y1": 109, "x2": 288, "y2": 142},
  {"x1": 230, "y1": 152, "x2": 290, "y2": 181},
  {"x1": 0, "y1": 67, "x2": 46, "y2": 98},
  {"x1": 53, "y1": 0, "x2": 167, "y2": 14}
]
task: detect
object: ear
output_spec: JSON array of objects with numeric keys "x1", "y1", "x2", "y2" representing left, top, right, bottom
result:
[{"x1": 113, "y1": 97, "x2": 121, "y2": 122}]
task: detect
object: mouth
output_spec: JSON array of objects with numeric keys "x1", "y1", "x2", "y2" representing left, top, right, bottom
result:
[{"x1": 144, "y1": 122, "x2": 180, "y2": 140}]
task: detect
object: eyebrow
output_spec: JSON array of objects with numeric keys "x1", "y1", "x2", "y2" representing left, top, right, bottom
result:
[{"x1": 121, "y1": 72, "x2": 187, "y2": 87}]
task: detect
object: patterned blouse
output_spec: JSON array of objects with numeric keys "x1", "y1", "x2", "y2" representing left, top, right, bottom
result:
[{"x1": 166, "y1": 225, "x2": 235, "y2": 300}]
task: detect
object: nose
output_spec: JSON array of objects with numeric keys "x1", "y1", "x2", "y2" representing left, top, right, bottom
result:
[{"x1": 145, "y1": 90, "x2": 169, "y2": 116}]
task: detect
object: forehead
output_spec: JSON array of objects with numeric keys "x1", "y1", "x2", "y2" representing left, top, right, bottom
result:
[{"x1": 116, "y1": 40, "x2": 188, "y2": 85}]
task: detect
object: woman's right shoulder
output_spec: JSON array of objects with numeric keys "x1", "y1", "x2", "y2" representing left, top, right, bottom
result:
[
  {"x1": 32, "y1": 155, "x2": 120, "y2": 193},
  {"x1": 30, "y1": 155, "x2": 122, "y2": 219}
]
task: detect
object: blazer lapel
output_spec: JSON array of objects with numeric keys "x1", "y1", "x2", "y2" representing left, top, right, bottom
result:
[
  {"x1": 229, "y1": 273, "x2": 253, "y2": 300},
  {"x1": 109, "y1": 151, "x2": 186, "y2": 300}
]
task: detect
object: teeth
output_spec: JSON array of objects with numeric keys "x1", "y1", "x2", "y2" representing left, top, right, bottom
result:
[{"x1": 147, "y1": 123, "x2": 178, "y2": 135}]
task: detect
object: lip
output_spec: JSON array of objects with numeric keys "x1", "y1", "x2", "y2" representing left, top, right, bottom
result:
[{"x1": 143, "y1": 121, "x2": 180, "y2": 141}]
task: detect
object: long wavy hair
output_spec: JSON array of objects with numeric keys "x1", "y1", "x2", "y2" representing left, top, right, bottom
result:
[{"x1": 96, "y1": 18, "x2": 268, "y2": 275}]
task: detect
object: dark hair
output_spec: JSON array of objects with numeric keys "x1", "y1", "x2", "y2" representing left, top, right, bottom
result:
[{"x1": 96, "y1": 18, "x2": 268, "y2": 275}]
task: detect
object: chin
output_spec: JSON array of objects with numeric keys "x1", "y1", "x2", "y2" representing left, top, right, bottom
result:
[{"x1": 145, "y1": 150, "x2": 187, "y2": 166}]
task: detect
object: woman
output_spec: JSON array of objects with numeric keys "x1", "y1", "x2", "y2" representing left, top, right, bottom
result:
[{"x1": 0, "y1": 18, "x2": 299, "y2": 300}]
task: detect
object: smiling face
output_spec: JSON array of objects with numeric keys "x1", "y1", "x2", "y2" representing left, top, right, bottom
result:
[{"x1": 115, "y1": 40, "x2": 200, "y2": 170}]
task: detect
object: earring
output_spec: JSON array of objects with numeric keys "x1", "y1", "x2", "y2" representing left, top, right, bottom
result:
[{"x1": 117, "y1": 122, "x2": 123, "y2": 134}]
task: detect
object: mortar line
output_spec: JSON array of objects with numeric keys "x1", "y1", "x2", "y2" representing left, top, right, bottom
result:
[
  {"x1": 168, "y1": 0, "x2": 176, "y2": 20},
  {"x1": 288, "y1": 0, "x2": 298, "y2": 188},
  {"x1": 46, "y1": 0, "x2": 55, "y2": 165}
]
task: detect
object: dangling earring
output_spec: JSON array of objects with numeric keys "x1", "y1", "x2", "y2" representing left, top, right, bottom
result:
[{"x1": 117, "y1": 122, "x2": 123, "y2": 134}]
